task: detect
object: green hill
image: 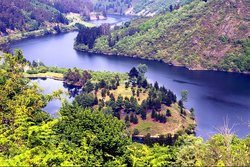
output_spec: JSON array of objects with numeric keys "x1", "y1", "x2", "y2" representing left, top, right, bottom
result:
[
  {"x1": 0, "y1": 0, "x2": 92, "y2": 36},
  {"x1": 75, "y1": 0, "x2": 250, "y2": 73}
]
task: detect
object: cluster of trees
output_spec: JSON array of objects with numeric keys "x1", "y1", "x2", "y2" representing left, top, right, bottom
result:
[
  {"x1": 73, "y1": 64, "x2": 177, "y2": 127},
  {"x1": 108, "y1": 26, "x2": 140, "y2": 47},
  {"x1": 169, "y1": 4, "x2": 180, "y2": 12},
  {"x1": 0, "y1": 51, "x2": 250, "y2": 166},
  {"x1": 63, "y1": 68, "x2": 92, "y2": 87},
  {"x1": 76, "y1": 24, "x2": 111, "y2": 49},
  {"x1": 219, "y1": 39, "x2": 250, "y2": 72}
]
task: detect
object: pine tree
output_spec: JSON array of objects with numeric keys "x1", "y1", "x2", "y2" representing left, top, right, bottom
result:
[
  {"x1": 166, "y1": 109, "x2": 171, "y2": 117},
  {"x1": 129, "y1": 67, "x2": 139, "y2": 78},
  {"x1": 137, "y1": 89, "x2": 140, "y2": 97},
  {"x1": 133, "y1": 115, "x2": 138, "y2": 124},
  {"x1": 154, "y1": 81, "x2": 159, "y2": 90},
  {"x1": 141, "y1": 110, "x2": 147, "y2": 120},
  {"x1": 125, "y1": 114, "x2": 130, "y2": 123},
  {"x1": 130, "y1": 113, "x2": 134, "y2": 123}
]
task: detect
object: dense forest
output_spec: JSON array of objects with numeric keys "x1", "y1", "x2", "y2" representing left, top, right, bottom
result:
[
  {"x1": 0, "y1": 50, "x2": 250, "y2": 166},
  {"x1": 75, "y1": 0, "x2": 250, "y2": 73},
  {"x1": 0, "y1": 0, "x2": 93, "y2": 36}
]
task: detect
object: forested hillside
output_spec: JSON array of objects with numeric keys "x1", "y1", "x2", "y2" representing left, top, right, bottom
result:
[
  {"x1": 0, "y1": 0, "x2": 92, "y2": 36},
  {"x1": 92, "y1": 0, "x2": 191, "y2": 16},
  {"x1": 0, "y1": 51, "x2": 249, "y2": 166},
  {"x1": 76, "y1": 0, "x2": 250, "y2": 73},
  {"x1": 0, "y1": 0, "x2": 192, "y2": 36},
  {"x1": 131, "y1": 0, "x2": 192, "y2": 16},
  {"x1": 38, "y1": 0, "x2": 93, "y2": 14}
]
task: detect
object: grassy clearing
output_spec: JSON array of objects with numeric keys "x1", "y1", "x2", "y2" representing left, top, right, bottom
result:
[
  {"x1": 96, "y1": 84, "x2": 148, "y2": 105},
  {"x1": 66, "y1": 13, "x2": 95, "y2": 27},
  {"x1": 125, "y1": 103, "x2": 195, "y2": 136},
  {"x1": 95, "y1": 80, "x2": 195, "y2": 136}
]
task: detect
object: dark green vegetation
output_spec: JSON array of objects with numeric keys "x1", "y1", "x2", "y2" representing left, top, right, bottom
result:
[
  {"x1": 0, "y1": 0, "x2": 92, "y2": 35},
  {"x1": 75, "y1": 0, "x2": 250, "y2": 73},
  {"x1": 76, "y1": 24, "x2": 111, "y2": 49},
  {"x1": 0, "y1": 51, "x2": 250, "y2": 166}
]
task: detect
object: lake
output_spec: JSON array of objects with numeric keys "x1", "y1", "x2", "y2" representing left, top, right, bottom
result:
[{"x1": 11, "y1": 15, "x2": 250, "y2": 139}]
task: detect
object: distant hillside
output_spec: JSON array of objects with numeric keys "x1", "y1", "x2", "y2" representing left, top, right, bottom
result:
[
  {"x1": 131, "y1": 0, "x2": 192, "y2": 16},
  {"x1": 0, "y1": 0, "x2": 92, "y2": 36},
  {"x1": 38, "y1": 0, "x2": 93, "y2": 15},
  {"x1": 0, "y1": 0, "x2": 191, "y2": 36},
  {"x1": 92, "y1": 0, "x2": 191, "y2": 16},
  {"x1": 76, "y1": 0, "x2": 250, "y2": 73}
]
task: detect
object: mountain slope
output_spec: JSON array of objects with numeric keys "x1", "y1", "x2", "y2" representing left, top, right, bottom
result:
[
  {"x1": 76, "y1": 0, "x2": 250, "y2": 73},
  {"x1": 0, "y1": 0, "x2": 92, "y2": 36},
  {"x1": 131, "y1": 0, "x2": 192, "y2": 16},
  {"x1": 92, "y1": 0, "x2": 191, "y2": 16},
  {"x1": 37, "y1": 0, "x2": 93, "y2": 15}
]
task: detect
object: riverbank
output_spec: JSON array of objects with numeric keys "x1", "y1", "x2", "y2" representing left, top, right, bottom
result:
[
  {"x1": 74, "y1": 43, "x2": 250, "y2": 75},
  {"x1": 0, "y1": 13, "x2": 94, "y2": 45}
]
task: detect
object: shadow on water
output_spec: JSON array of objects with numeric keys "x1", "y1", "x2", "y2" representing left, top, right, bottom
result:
[
  {"x1": 205, "y1": 96, "x2": 249, "y2": 110},
  {"x1": 173, "y1": 79, "x2": 203, "y2": 87}
]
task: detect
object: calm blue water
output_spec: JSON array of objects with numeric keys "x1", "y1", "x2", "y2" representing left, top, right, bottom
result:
[
  {"x1": 11, "y1": 16, "x2": 250, "y2": 139},
  {"x1": 89, "y1": 14, "x2": 134, "y2": 26}
]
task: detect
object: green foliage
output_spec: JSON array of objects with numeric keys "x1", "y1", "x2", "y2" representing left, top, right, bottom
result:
[
  {"x1": 74, "y1": 93, "x2": 95, "y2": 108},
  {"x1": 55, "y1": 103, "x2": 131, "y2": 163},
  {"x1": 181, "y1": 90, "x2": 188, "y2": 102},
  {"x1": 219, "y1": 39, "x2": 250, "y2": 72}
]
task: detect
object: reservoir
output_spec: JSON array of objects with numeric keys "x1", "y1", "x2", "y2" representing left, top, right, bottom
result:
[{"x1": 11, "y1": 15, "x2": 250, "y2": 139}]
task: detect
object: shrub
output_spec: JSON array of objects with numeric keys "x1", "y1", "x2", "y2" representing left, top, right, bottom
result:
[{"x1": 133, "y1": 128, "x2": 140, "y2": 135}]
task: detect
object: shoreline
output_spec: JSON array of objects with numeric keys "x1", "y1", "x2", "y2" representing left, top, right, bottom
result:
[
  {"x1": 74, "y1": 44, "x2": 250, "y2": 76},
  {"x1": 0, "y1": 12, "x2": 95, "y2": 45},
  {"x1": 0, "y1": 26, "x2": 78, "y2": 45}
]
